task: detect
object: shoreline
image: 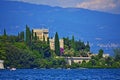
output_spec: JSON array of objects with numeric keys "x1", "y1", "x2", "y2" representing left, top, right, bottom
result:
[{"x1": 1, "y1": 67, "x2": 120, "y2": 70}]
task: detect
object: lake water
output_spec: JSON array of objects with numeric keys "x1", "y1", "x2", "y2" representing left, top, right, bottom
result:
[{"x1": 0, "y1": 69, "x2": 120, "y2": 80}]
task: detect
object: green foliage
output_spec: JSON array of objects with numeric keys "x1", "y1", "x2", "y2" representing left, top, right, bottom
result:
[
  {"x1": 19, "y1": 31, "x2": 24, "y2": 41},
  {"x1": 63, "y1": 37, "x2": 90, "y2": 57},
  {"x1": 71, "y1": 63, "x2": 80, "y2": 68},
  {"x1": 1, "y1": 29, "x2": 7, "y2": 43},
  {"x1": 43, "y1": 35, "x2": 45, "y2": 43},
  {"x1": 98, "y1": 49, "x2": 103, "y2": 59},
  {"x1": 0, "y1": 43, "x2": 6, "y2": 60},
  {"x1": 55, "y1": 32, "x2": 60, "y2": 56},
  {"x1": 71, "y1": 35, "x2": 75, "y2": 50},
  {"x1": 5, "y1": 44, "x2": 38, "y2": 68},
  {"x1": 25, "y1": 25, "x2": 31, "y2": 45},
  {"x1": 34, "y1": 32, "x2": 37, "y2": 40},
  {"x1": 31, "y1": 29, "x2": 34, "y2": 40},
  {"x1": 14, "y1": 42, "x2": 28, "y2": 50},
  {"x1": 0, "y1": 26, "x2": 120, "y2": 69},
  {"x1": 47, "y1": 37, "x2": 49, "y2": 45},
  {"x1": 114, "y1": 48, "x2": 120, "y2": 61},
  {"x1": 105, "y1": 56, "x2": 113, "y2": 66},
  {"x1": 4, "y1": 29, "x2": 7, "y2": 36},
  {"x1": 85, "y1": 41, "x2": 90, "y2": 52},
  {"x1": 64, "y1": 48, "x2": 75, "y2": 56}
]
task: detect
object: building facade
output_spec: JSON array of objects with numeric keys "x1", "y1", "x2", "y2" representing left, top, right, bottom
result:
[
  {"x1": 49, "y1": 38, "x2": 64, "y2": 50},
  {"x1": 33, "y1": 28, "x2": 64, "y2": 51},
  {"x1": 33, "y1": 29, "x2": 48, "y2": 41},
  {"x1": 65, "y1": 57, "x2": 91, "y2": 65}
]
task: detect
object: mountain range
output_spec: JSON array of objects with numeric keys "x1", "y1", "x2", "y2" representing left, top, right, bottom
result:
[{"x1": 0, "y1": 0, "x2": 120, "y2": 55}]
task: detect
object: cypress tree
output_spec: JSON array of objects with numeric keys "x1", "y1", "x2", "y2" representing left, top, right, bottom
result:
[
  {"x1": 4, "y1": 28, "x2": 6, "y2": 36},
  {"x1": 31, "y1": 29, "x2": 34, "y2": 40},
  {"x1": 18, "y1": 32, "x2": 20, "y2": 37},
  {"x1": 86, "y1": 41, "x2": 90, "y2": 52},
  {"x1": 43, "y1": 35, "x2": 45, "y2": 43},
  {"x1": 3, "y1": 28, "x2": 7, "y2": 42},
  {"x1": 26, "y1": 25, "x2": 31, "y2": 45},
  {"x1": 26, "y1": 25, "x2": 29, "y2": 42},
  {"x1": 98, "y1": 49, "x2": 103, "y2": 59},
  {"x1": 47, "y1": 37, "x2": 49, "y2": 45},
  {"x1": 71, "y1": 35, "x2": 75, "y2": 50},
  {"x1": 34, "y1": 32, "x2": 37, "y2": 40},
  {"x1": 55, "y1": 32, "x2": 60, "y2": 56}
]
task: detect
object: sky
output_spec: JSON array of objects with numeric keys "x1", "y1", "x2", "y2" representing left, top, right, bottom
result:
[{"x1": 9, "y1": 0, "x2": 120, "y2": 14}]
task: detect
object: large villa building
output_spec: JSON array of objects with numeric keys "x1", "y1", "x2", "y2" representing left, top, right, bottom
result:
[
  {"x1": 33, "y1": 29, "x2": 49, "y2": 41},
  {"x1": 33, "y1": 29, "x2": 64, "y2": 50}
]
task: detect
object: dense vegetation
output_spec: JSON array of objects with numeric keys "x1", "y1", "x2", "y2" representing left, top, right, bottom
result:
[
  {"x1": 0, "y1": 26, "x2": 66, "y2": 68},
  {"x1": 71, "y1": 49, "x2": 120, "y2": 68},
  {"x1": 63, "y1": 36, "x2": 90, "y2": 57},
  {"x1": 0, "y1": 25, "x2": 120, "y2": 69},
  {"x1": 63, "y1": 36, "x2": 120, "y2": 68}
]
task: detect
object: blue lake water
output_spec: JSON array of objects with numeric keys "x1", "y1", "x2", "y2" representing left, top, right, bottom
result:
[{"x1": 0, "y1": 69, "x2": 120, "y2": 80}]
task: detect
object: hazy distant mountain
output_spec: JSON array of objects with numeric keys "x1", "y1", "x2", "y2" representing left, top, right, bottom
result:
[{"x1": 0, "y1": 0, "x2": 120, "y2": 55}]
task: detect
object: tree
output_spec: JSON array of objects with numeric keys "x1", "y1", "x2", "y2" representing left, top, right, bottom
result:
[
  {"x1": 19, "y1": 31, "x2": 24, "y2": 41},
  {"x1": 0, "y1": 43, "x2": 6, "y2": 60},
  {"x1": 55, "y1": 32, "x2": 60, "y2": 56},
  {"x1": 85, "y1": 41, "x2": 90, "y2": 52},
  {"x1": 31, "y1": 29, "x2": 34, "y2": 40},
  {"x1": 63, "y1": 37, "x2": 70, "y2": 49},
  {"x1": 90, "y1": 59, "x2": 96, "y2": 66},
  {"x1": 2, "y1": 29, "x2": 7, "y2": 42},
  {"x1": 71, "y1": 35, "x2": 75, "y2": 50},
  {"x1": 34, "y1": 32, "x2": 37, "y2": 40},
  {"x1": 5, "y1": 44, "x2": 37, "y2": 68},
  {"x1": 4, "y1": 29, "x2": 7, "y2": 36},
  {"x1": 47, "y1": 37, "x2": 49, "y2": 45},
  {"x1": 98, "y1": 49, "x2": 103, "y2": 59},
  {"x1": 43, "y1": 35, "x2": 45, "y2": 43},
  {"x1": 105, "y1": 56, "x2": 113, "y2": 66},
  {"x1": 25, "y1": 25, "x2": 31, "y2": 45},
  {"x1": 114, "y1": 48, "x2": 120, "y2": 61}
]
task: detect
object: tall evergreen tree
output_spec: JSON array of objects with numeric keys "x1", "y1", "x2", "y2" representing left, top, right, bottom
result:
[
  {"x1": 85, "y1": 41, "x2": 90, "y2": 52},
  {"x1": 43, "y1": 35, "x2": 45, "y2": 43},
  {"x1": 55, "y1": 32, "x2": 60, "y2": 56},
  {"x1": 98, "y1": 49, "x2": 103, "y2": 59},
  {"x1": 3, "y1": 28, "x2": 7, "y2": 42},
  {"x1": 47, "y1": 37, "x2": 49, "y2": 45},
  {"x1": 114, "y1": 48, "x2": 120, "y2": 61},
  {"x1": 17, "y1": 32, "x2": 20, "y2": 41},
  {"x1": 71, "y1": 35, "x2": 75, "y2": 50},
  {"x1": 31, "y1": 29, "x2": 34, "y2": 40},
  {"x1": 19, "y1": 31, "x2": 24, "y2": 41},
  {"x1": 34, "y1": 32, "x2": 37, "y2": 40},
  {"x1": 3, "y1": 28, "x2": 6, "y2": 36},
  {"x1": 26, "y1": 25, "x2": 31, "y2": 45}
]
